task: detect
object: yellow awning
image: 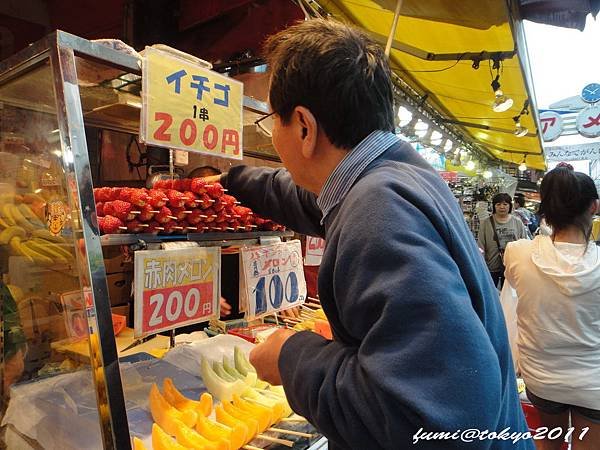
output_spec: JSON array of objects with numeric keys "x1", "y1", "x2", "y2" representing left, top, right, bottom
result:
[{"x1": 317, "y1": 0, "x2": 545, "y2": 170}]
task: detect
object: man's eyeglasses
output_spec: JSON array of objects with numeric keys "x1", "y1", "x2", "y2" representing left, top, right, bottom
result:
[{"x1": 255, "y1": 111, "x2": 275, "y2": 138}]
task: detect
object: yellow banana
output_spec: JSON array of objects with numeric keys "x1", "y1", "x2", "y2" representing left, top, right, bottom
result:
[
  {"x1": 26, "y1": 239, "x2": 69, "y2": 265},
  {"x1": 20, "y1": 240, "x2": 54, "y2": 267},
  {"x1": 31, "y1": 229, "x2": 65, "y2": 243},
  {"x1": 8, "y1": 204, "x2": 35, "y2": 232},
  {"x1": 31, "y1": 238, "x2": 74, "y2": 261},
  {"x1": 0, "y1": 204, "x2": 16, "y2": 227},
  {"x1": 0, "y1": 217, "x2": 10, "y2": 229},
  {"x1": 18, "y1": 204, "x2": 44, "y2": 227},
  {"x1": 0, "y1": 193, "x2": 15, "y2": 204},
  {"x1": 9, "y1": 236, "x2": 33, "y2": 263},
  {"x1": 0, "y1": 226, "x2": 26, "y2": 245}
]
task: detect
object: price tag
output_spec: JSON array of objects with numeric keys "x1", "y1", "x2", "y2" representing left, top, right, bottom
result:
[
  {"x1": 134, "y1": 247, "x2": 220, "y2": 337},
  {"x1": 240, "y1": 240, "x2": 306, "y2": 320},
  {"x1": 141, "y1": 46, "x2": 243, "y2": 159},
  {"x1": 304, "y1": 236, "x2": 325, "y2": 266}
]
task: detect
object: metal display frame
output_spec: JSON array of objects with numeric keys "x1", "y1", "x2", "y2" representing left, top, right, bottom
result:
[{"x1": 0, "y1": 31, "x2": 293, "y2": 450}]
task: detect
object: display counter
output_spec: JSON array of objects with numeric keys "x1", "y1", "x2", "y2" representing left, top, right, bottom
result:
[{"x1": 0, "y1": 31, "x2": 323, "y2": 449}]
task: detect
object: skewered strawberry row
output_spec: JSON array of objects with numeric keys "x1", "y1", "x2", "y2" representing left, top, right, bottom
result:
[{"x1": 94, "y1": 179, "x2": 284, "y2": 235}]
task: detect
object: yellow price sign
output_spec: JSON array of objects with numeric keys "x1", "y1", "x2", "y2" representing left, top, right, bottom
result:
[{"x1": 141, "y1": 46, "x2": 243, "y2": 159}]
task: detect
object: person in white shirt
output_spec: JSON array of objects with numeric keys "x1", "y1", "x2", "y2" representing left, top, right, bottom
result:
[{"x1": 504, "y1": 163, "x2": 600, "y2": 449}]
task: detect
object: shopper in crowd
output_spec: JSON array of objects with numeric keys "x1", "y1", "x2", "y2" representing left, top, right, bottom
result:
[
  {"x1": 202, "y1": 18, "x2": 531, "y2": 449},
  {"x1": 504, "y1": 164, "x2": 600, "y2": 449},
  {"x1": 513, "y1": 193, "x2": 537, "y2": 236},
  {"x1": 478, "y1": 193, "x2": 529, "y2": 288}
]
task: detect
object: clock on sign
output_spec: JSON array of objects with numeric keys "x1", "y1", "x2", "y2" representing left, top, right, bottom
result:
[{"x1": 581, "y1": 83, "x2": 600, "y2": 103}]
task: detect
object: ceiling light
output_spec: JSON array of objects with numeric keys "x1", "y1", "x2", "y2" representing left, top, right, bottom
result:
[
  {"x1": 397, "y1": 106, "x2": 413, "y2": 127},
  {"x1": 430, "y1": 131, "x2": 443, "y2": 146},
  {"x1": 443, "y1": 140, "x2": 453, "y2": 151},
  {"x1": 483, "y1": 170, "x2": 493, "y2": 179},
  {"x1": 518, "y1": 155, "x2": 528, "y2": 171},
  {"x1": 514, "y1": 119, "x2": 528, "y2": 137},
  {"x1": 414, "y1": 120, "x2": 429, "y2": 138},
  {"x1": 491, "y1": 75, "x2": 513, "y2": 113},
  {"x1": 466, "y1": 160, "x2": 476, "y2": 171}
]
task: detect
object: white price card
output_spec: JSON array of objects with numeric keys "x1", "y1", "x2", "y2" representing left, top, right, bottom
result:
[
  {"x1": 240, "y1": 240, "x2": 306, "y2": 320},
  {"x1": 304, "y1": 236, "x2": 325, "y2": 266},
  {"x1": 134, "y1": 247, "x2": 220, "y2": 337}
]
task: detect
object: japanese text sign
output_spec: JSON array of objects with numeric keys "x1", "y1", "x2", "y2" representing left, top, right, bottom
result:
[
  {"x1": 141, "y1": 46, "x2": 243, "y2": 159},
  {"x1": 304, "y1": 236, "x2": 325, "y2": 266},
  {"x1": 240, "y1": 240, "x2": 306, "y2": 320},
  {"x1": 134, "y1": 247, "x2": 220, "y2": 337},
  {"x1": 539, "y1": 111, "x2": 563, "y2": 142}
]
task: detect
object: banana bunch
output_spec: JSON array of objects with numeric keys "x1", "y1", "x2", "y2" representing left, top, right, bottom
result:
[{"x1": 0, "y1": 193, "x2": 74, "y2": 267}]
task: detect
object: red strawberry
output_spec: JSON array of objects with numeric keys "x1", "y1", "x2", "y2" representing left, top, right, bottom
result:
[
  {"x1": 100, "y1": 215, "x2": 126, "y2": 234},
  {"x1": 147, "y1": 189, "x2": 168, "y2": 208},
  {"x1": 146, "y1": 221, "x2": 164, "y2": 234},
  {"x1": 155, "y1": 206, "x2": 174, "y2": 224},
  {"x1": 166, "y1": 189, "x2": 185, "y2": 208},
  {"x1": 206, "y1": 182, "x2": 224, "y2": 198},
  {"x1": 196, "y1": 193, "x2": 213, "y2": 209},
  {"x1": 129, "y1": 189, "x2": 149, "y2": 207},
  {"x1": 190, "y1": 178, "x2": 208, "y2": 194},
  {"x1": 182, "y1": 191, "x2": 197, "y2": 209},
  {"x1": 126, "y1": 219, "x2": 148, "y2": 233},
  {"x1": 161, "y1": 220, "x2": 183, "y2": 235},
  {"x1": 170, "y1": 207, "x2": 190, "y2": 221},
  {"x1": 186, "y1": 209, "x2": 204, "y2": 225},
  {"x1": 103, "y1": 200, "x2": 134, "y2": 221},
  {"x1": 96, "y1": 202, "x2": 105, "y2": 217},
  {"x1": 139, "y1": 204, "x2": 157, "y2": 222},
  {"x1": 202, "y1": 207, "x2": 217, "y2": 223}
]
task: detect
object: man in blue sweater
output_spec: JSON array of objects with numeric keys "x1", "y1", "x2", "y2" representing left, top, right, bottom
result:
[{"x1": 217, "y1": 19, "x2": 533, "y2": 449}]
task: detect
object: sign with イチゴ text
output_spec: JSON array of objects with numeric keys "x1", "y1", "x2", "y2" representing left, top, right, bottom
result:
[
  {"x1": 304, "y1": 236, "x2": 325, "y2": 266},
  {"x1": 134, "y1": 247, "x2": 220, "y2": 337},
  {"x1": 141, "y1": 46, "x2": 243, "y2": 159},
  {"x1": 240, "y1": 240, "x2": 306, "y2": 320}
]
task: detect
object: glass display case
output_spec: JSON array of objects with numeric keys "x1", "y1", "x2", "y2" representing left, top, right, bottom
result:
[{"x1": 0, "y1": 31, "x2": 322, "y2": 450}]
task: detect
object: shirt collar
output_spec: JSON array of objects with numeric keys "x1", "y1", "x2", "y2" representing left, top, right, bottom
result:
[{"x1": 317, "y1": 130, "x2": 399, "y2": 224}]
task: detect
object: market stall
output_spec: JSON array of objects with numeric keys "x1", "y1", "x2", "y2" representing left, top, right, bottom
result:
[{"x1": 0, "y1": 31, "x2": 324, "y2": 449}]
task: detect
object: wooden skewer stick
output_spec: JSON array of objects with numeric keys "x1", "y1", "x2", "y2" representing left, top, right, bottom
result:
[
  {"x1": 168, "y1": 215, "x2": 177, "y2": 220},
  {"x1": 268, "y1": 427, "x2": 314, "y2": 438},
  {"x1": 242, "y1": 445, "x2": 263, "y2": 450},
  {"x1": 255, "y1": 435, "x2": 294, "y2": 447},
  {"x1": 118, "y1": 226, "x2": 128, "y2": 231},
  {"x1": 307, "y1": 296, "x2": 320, "y2": 303},
  {"x1": 186, "y1": 226, "x2": 198, "y2": 230},
  {"x1": 130, "y1": 211, "x2": 141, "y2": 214}
]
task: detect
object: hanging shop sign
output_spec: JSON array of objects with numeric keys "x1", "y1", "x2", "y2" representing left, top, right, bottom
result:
[
  {"x1": 141, "y1": 46, "x2": 244, "y2": 159},
  {"x1": 240, "y1": 240, "x2": 306, "y2": 320},
  {"x1": 544, "y1": 142, "x2": 600, "y2": 162},
  {"x1": 305, "y1": 236, "x2": 325, "y2": 266},
  {"x1": 539, "y1": 111, "x2": 563, "y2": 142},
  {"x1": 134, "y1": 247, "x2": 220, "y2": 337},
  {"x1": 439, "y1": 171, "x2": 459, "y2": 182},
  {"x1": 576, "y1": 106, "x2": 600, "y2": 139}
]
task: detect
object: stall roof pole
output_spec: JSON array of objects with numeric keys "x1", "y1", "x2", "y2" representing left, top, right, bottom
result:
[{"x1": 385, "y1": 0, "x2": 403, "y2": 57}]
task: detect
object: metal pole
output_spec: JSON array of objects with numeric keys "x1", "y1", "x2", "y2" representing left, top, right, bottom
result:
[
  {"x1": 385, "y1": 0, "x2": 403, "y2": 58},
  {"x1": 49, "y1": 35, "x2": 131, "y2": 449}
]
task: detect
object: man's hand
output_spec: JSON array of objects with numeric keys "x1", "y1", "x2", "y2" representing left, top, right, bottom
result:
[
  {"x1": 249, "y1": 328, "x2": 296, "y2": 385},
  {"x1": 219, "y1": 297, "x2": 232, "y2": 317},
  {"x1": 201, "y1": 175, "x2": 222, "y2": 184}
]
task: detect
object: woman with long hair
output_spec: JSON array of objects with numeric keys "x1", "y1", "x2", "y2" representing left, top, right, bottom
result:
[{"x1": 504, "y1": 164, "x2": 600, "y2": 449}]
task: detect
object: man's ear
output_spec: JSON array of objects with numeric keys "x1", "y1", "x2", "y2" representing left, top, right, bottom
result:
[
  {"x1": 293, "y1": 106, "x2": 318, "y2": 159},
  {"x1": 590, "y1": 199, "x2": 599, "y2": 215}
]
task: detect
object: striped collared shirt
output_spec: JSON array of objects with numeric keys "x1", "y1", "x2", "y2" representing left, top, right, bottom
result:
[{"x1": 317, "y1": 130, "x2": 399, "y2": 224}]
